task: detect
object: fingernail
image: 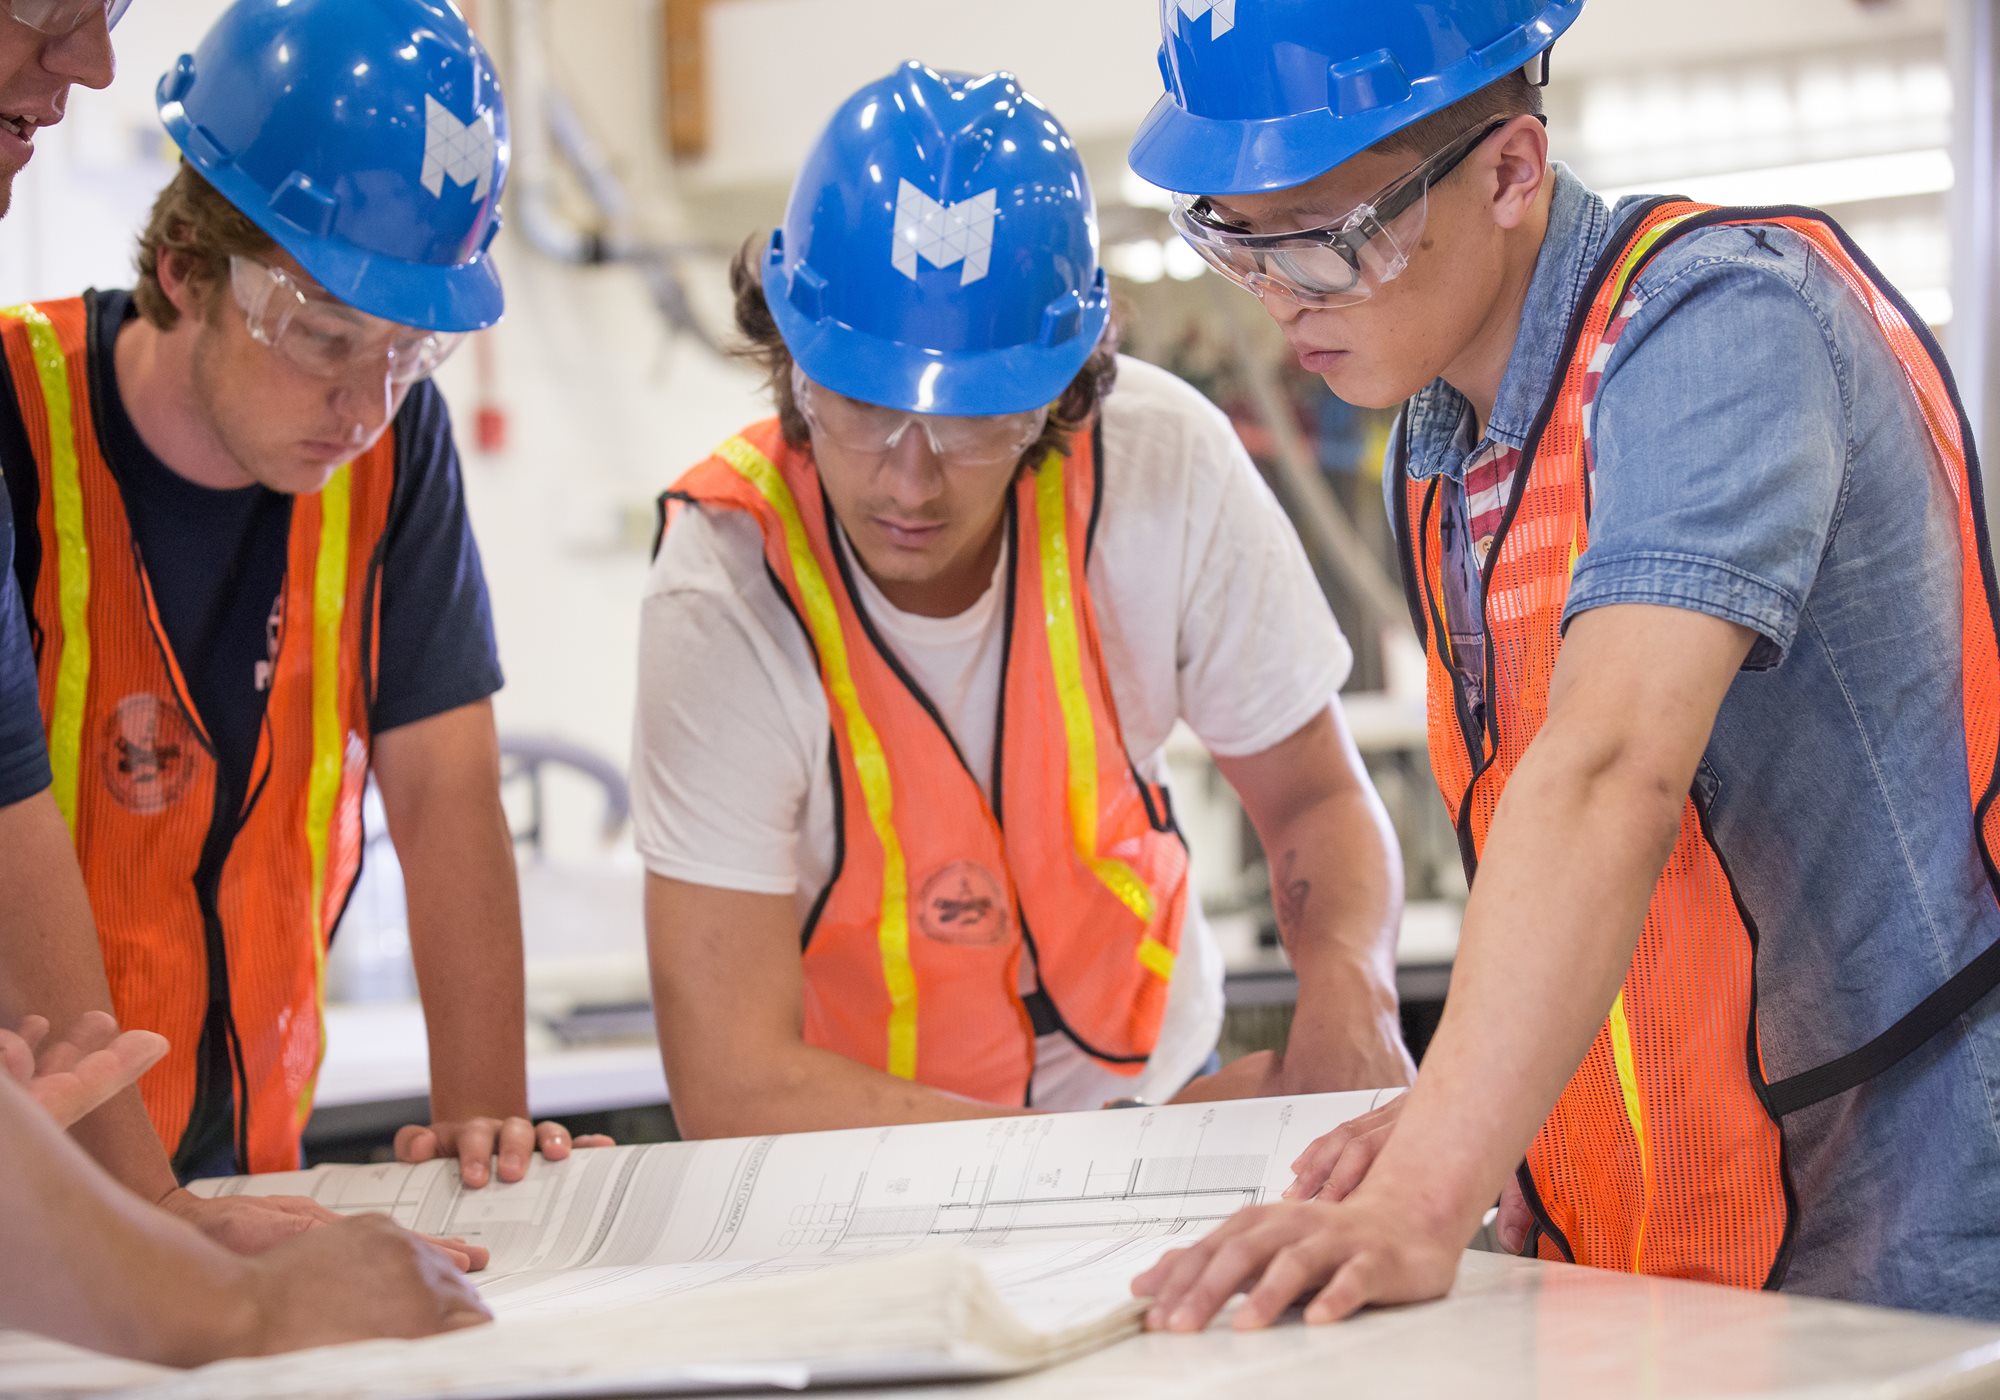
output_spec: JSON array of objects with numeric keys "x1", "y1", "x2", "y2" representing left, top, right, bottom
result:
[{"x1": 1168, "y1": 1308, "x2": 1196, "y2": 1332}]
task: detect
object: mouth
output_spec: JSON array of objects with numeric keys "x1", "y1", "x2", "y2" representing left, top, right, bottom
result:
[
  {"x1": 873, "y1": 517, "x2": 948, "y2": 549},
  {"x1": 0, "y1": 113, "x2": 41, "y2": 155},
  {"x1": 1292, "y1": 344, "x2": 1349, "y2": 373}
]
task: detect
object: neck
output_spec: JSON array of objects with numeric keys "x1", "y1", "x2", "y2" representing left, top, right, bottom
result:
[
  {"x1": 114, "y1": 316, "x2": 253, "y2": 490},
  {"x1": 1438, "y1": 173, "x2": 1557, "y2": 436}
]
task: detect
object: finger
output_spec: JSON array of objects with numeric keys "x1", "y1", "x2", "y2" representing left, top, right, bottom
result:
[
  {"x1": 1236, "y1": 1239, "x2": 1337, "y2": 1331},
  {"x1": 494, "y1": 1118, "x2": 537, "y2": 1183},
  {"x1": 63, "y1": 1034, "x2": 168, "y2": 1120},
  {"x1": 571, "y1": 1134, "x2": 616, "y2": 1148},
  {"x1": 442, "y1": 1303, "x2": 494, "y2": 1332},
  {"x1": 1304, "y1": 1253, "x2": 1378, "y2": 1324},
  {"x1": 535, "y1": 1120, "x2": 572, "y2": 1162},
  {"x1": 394, "y1": 1124, "x2": 441, "y2": 1164},
  {"x1": 1497, "y1": 1181, "x2": 1535, "y2": 1255},
  {"x1": 1164, "y1": 1225, "x2": 1288, "y2": 1333},
  {"x1": 61, "y1": 1011, "x2": 121, "y2": 1058},
  {"x1": 18, "y1": 1014, "x2": 50, "y2": 1051},
  {"x1": 426, "y1": 1234, "x2": 490, "y2": 1273},
  {"x1": 1284, "y1": 1128, "x2": 1351, "y2": 1200},
  {"x1": 456, "y1": 1121, "x2": 499, "y2": 1188},
  {"x1": 0, "y1": 1029, "x2": 31, "y2": 1086},
  {"x1": 1138, "y1": 1241, "x2": 1220, "y2": 1327},
  {"x1": 1316, "y1": 1128, "x2": 1385, "y2": 1203}
]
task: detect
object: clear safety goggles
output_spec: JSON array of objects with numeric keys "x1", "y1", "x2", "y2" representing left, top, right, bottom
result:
[
  {"x1": 1170, "y1": 115, "x2": 1535, "y2": 308},
  {"x1": 791, "y1": 365, "x2": 1048, "y2": 468},
  {"x1": 5, "y1": 0, "x2": 132, "y2": 35},
  {"x1": 230, "y1": 255, "x2": 463, "y2": 387}
]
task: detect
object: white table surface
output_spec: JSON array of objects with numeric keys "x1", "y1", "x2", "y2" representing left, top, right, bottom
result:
[{"x1": 2, "y1": 1250, "x2": 1994, "y2": 1399}]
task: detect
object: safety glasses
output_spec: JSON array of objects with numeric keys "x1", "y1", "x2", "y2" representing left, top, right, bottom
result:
[
  {"x1": 5, "y1": 0, "x2": 132, "y2": 35},
  {"x1": 1170, "y1": 115, "x2": 1539, "y2": 308},
  {"x1": 792, "y1": 365, "x2": 1048, "y2": 468},
  {"x1": 230, "y1": 256, "x2": 463, "y2": 387}
]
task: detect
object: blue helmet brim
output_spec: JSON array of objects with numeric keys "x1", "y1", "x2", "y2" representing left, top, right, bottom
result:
[
  {"x1": 1128, "y1": 1, "x2": 1582, "y2": 196},
  {"x1": 764, "y1": 247, "x2": 1110, "y2": 418},
  {"x1": 161, "y1": 107, "x2": 507, "y2": 333}
]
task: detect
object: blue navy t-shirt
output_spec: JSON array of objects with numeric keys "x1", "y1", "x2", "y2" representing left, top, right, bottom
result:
[
  {"x1": 1, "y1": 289, "x2": 503, "y2": 801},
  {"x1": 0, "y1": 467, "x2": 51, "y2": 808}
]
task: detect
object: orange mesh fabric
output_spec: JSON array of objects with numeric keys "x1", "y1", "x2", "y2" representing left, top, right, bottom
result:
[
  {"x1": 6, "y1": 298, "x2": 393, "y2": 1171},
  {"x1": 1407, "y1": 202, "x2": 2000, "y2": 1285},
  {"x1": 668, "y1": 421, "x2": 1189, "y2": 1105}
]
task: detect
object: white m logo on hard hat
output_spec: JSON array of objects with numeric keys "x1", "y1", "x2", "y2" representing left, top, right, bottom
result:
[
  {"x1": 421, "y1": 94, "x2": 495, "y2": 201},
  {"x1": 1175, "y1": 0, "x2": 1235, "y2": 39},
  {"x1": 892, "y1": 180, "x2": 998, "y2": 287}
]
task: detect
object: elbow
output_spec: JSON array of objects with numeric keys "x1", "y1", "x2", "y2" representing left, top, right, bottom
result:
[{"x1": 1524, "y1": 727, "x2": 1692, "y2": 851}]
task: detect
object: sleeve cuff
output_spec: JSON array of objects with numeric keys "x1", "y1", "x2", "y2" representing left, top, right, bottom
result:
[{"x1": 1566, "y1": 549, "x2": 1801, "y2": 669}]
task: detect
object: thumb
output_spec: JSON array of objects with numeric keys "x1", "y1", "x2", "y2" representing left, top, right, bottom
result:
[{"x1": 1497, "y1": 1177, "x2": 1535, "y2": 1255}]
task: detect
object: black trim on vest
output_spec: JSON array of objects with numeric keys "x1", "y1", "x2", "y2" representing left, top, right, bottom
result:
[
  {"x1": 1389, "y1": 409, "x2": 1430, "y2": 650},
  {"x1": 822, "y1": 491, "x2": 983, "y2": 784},
  {"x1": 990, "y1": 494, "x2": 1021, "y2": 813},
  {"x1": 1084, "y1": 418, "x2": 1107, "y2": 564},
  {"x1": 1513, "y1": 1160, "x2": 1575, "y2": 1265},
  {"x1": 1016, "y1": 909, "x2": 1149, "y2": 1066}
]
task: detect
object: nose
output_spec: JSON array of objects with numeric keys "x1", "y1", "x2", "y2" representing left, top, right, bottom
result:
[
  {"x1": 329, "y1": 366, "x2": 395, "y2": 444},
  {"x1": 41, "y1": 13, "x2": 116, "y2": 92},
  {"x1": 876, "y1": 423, "x2": 947, "y2": 508},
  {"x1": 1253, "y1": 277, "x2": 1310, "y2": 324}
]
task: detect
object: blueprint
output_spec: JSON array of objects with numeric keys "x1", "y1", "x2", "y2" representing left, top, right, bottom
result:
[{"x1": 41, "y1": 1089, "x2": 1408, "y2": 1398}]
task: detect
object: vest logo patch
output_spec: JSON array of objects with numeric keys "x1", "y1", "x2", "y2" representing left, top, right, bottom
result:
[
  {"x1": 893, "y1": 180, "x2": 998, "y2": 287},
  {"x1": 918, "y1": 861, "x2": 1009, "y2": 946},
  {"x1": 1174, "y1": 0, "x2": 1235, "y2": 40},
  {"x1": 101, "y1": 693, "x2": 195, "y2": 815},
  {"x1": 421, "y1": 94, "x2": 496, "y2": 201}
]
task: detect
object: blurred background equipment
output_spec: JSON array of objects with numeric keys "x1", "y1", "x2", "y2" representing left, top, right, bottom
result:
[{"x1": 4, "y1": 0, "x2": 1972, "y2": 1154}]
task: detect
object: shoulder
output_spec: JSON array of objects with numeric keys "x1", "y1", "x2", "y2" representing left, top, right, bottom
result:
[{"x1": 1097, "y1": 354, "x2": 1260, "y2": 507}]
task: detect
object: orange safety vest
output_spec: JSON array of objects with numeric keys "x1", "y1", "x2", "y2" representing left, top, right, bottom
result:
[
  {"x1": 663, "y1": 419, "x2": 1189, "y2": 1105},
  {"x1": 2, "y1": 295, "x2": 394, "y2": 1173},
  {"x1": 1397, "y1": 202, "x2": 2000, "y2": 1288}
]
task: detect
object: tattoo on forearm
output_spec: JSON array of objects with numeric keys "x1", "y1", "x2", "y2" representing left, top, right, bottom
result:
[{"x1": 1274, "y1": 849, "x2": 1310, "y2": 938}]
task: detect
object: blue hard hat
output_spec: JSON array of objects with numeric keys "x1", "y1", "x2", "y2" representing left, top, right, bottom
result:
[
  {"x1": 156, "y1": 0, "x2": 509, "y2": 333},
  {"x1": 1129, "y1": 0, "x2": 1585, "y2": 196},
  {"x1": 765, "y1": 61, "x2": 1111, "y2": 418}
]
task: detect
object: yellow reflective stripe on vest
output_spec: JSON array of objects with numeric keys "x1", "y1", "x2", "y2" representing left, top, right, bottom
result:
[
  {"x1": 1031, "y1": 453, "x2": 1171, "y2": 981},
  {"x1": 4, "y1": 305, "x2": 90, "y2": 831},
  {"x1": 717, "y1": 435, "x2": 920, "y2": 1078},
  {"x1": 1605, "y1": 987, "x2": 1654, "y2": 1271},
  {"x1": 295, "y1": 466, "x2": 353, "y2": 1130}
]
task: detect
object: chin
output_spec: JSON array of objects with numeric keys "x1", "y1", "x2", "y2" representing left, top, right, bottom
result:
[{"x1": 1320, "y1": 363, "x2": 1429, "y2": 413}]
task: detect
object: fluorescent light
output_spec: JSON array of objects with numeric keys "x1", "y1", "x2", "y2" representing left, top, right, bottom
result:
[{"x1": 1598, "y1": 148, "x2": 1952, "y2": 210}]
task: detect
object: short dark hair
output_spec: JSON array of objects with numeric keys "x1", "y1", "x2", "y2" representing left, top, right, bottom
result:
[
  {"x1": 134, "y1": 163, "x2": 278, "y2": 331},
  {"x1": 1368, "y1": 70, "x2": 1544, "y2": 159},
  {"x1": 726, "y1": 236, "x2": 1120, "y2": 465}
]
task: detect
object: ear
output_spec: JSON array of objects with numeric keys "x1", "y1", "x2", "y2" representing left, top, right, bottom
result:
[
  {"x1": 1487, "y1": 115, "x2": 1551, "y2": 232},
  {"x1": 155, "y1": 247, "x2": 211, "y2": 325}
]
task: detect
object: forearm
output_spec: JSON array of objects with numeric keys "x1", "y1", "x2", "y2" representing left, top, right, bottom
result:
[
  {"x1": 0, "y1": 791, "x2": 179, "y2": 1202},
  {"x1": 401, "y1": 794, "x2": 529, "y2": 1122},
  {"x1": 667, "y1": 1036, "x2": 1029, "y2": 1138},
  {"x1": 0, "y1": 1077, "x2": 257, "y2": 1366},
  {"x1": 1262, "y1": 785, "x2": 1412, "y2": 1090},
  {"x1": 1359, "y1": 735, "x2": 1683, "y2": 1238}
]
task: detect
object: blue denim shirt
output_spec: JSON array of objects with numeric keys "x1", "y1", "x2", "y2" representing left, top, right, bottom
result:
[{"x1": 1391, "y1": 165, "x2": 2000, "y2": 1319}]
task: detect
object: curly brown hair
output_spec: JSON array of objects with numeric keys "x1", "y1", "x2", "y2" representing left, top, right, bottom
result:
[
  {"x1": 133, "y1": 164, "x2": 278, "y2": 331},
  {"x1": 727, "y1": 236, "x2": 1120, "y2": 467}
]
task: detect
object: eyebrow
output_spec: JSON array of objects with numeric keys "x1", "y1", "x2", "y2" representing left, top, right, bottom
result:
[{"x1": 1204, "y1": 197, "x2": 1331, "y2": 232}]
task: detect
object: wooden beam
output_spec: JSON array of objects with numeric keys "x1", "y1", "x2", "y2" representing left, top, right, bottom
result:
[{"x1": 662, "y1": 0, "x2": 710, "y2": 160}]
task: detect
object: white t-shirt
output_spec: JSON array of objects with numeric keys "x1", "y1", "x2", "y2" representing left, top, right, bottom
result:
[{"x1": 632, "y1": 355, "x2": 1351, "y2": 1109}]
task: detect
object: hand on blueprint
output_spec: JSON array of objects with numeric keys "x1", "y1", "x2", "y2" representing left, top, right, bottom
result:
[
  {"x1": 394, "y1": 1116, "x2": 616, "y2": 1188},
  {"x1": 1283, "y1": 1094, "x2": 1534, "y2": 1252},
  {"x1": 1167, "y1": 1050, "x2": 1284, "y2": 1104},
  {"x1": 1132, "y1": 1185, "x2": 1463, "y2": 1331},
  {"x1": 243, "y1": 1213, "x2": 492, "y2": 1353},
  {"x1": 159, "y1": 1188, "x2": 492, "y2": 1272},
  {"x1": 0, "y1": 1010, "x2": 167, "y2": 1128}
]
